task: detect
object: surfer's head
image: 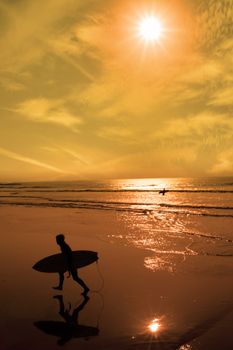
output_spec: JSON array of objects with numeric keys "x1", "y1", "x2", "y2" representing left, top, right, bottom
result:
[{"x1": 56, "y1": 233, "x2": 65, "y2": 245}]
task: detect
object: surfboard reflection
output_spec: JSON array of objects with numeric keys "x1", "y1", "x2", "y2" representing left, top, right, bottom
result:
[{"x1": 34, "y1": 295, "x2": 99, "y2": 346}]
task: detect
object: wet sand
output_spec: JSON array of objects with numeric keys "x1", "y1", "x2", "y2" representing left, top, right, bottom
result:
[{"x1": 0, "y1": 206, "x2": 232, "y2": 350}]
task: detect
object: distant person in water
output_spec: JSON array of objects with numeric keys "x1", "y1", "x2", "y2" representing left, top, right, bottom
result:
[
  {"x1": 53, "y1": 234, "x2": 89, "y2": 295},
  {"x1": 159, "y1": 188, "x2": 168, "y2": 196}
]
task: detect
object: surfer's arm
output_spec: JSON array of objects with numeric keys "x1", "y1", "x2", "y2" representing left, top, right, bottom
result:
[
  {"x1": 65, "y1": 255, "x2": 72, "y2": 278},
  {"x1": 62, "y1": 243, "x2": 74, "y2": 272},
  {"x1": 66, "y1": 248, "x2": 74, "y2": 272}
]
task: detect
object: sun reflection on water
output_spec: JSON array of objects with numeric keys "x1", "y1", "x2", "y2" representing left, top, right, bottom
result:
[
  {"x1": 148, "y1": 318, "x2": 161, "y2": 334},
  {"x1": 114, "y1": 178, "x2": 172, "y2": 191},
  {"x1": 179, "y1": 344, "x2": 193, "y2": 350},
  {"x1": 111, "y1": 177, "x2": 231, "y2": 273},
  {"x1": 130, "y1": 314, "x2": 195, "y2": 350}
]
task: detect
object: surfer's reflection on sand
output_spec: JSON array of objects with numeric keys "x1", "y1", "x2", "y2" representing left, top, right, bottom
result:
[{"x1": 34, "y1": 295, "x2": 99, "y2": 346}]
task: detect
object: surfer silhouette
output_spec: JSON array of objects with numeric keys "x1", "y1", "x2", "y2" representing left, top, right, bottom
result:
[
  {"x1": 53, "y1": 234, "x2": 89, "y2": 295},
  {"x1": 159, "y1": 188, "x2": 167, "y2": 195}
]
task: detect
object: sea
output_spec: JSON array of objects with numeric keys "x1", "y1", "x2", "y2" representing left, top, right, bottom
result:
[{"x1": 1, "y1": 177, "x2": 233, "y2": 273}]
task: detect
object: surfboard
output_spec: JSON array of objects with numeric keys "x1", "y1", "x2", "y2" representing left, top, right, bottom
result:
[
  {"x1": 33, "y1": 250, "x2": 98, "y2": 273},
  {"x1": 34, "y1": 321, "x2": 99, "y2": 338}
]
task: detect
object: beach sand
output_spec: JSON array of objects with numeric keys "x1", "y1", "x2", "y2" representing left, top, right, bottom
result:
[{"x1": 0, "y1": 206, "x2": 232, "y2": 350}]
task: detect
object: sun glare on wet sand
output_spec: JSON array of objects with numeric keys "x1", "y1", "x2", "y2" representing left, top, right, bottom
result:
[{"x1": 148, "y1": 318, "x2": 161, "y2": 333}]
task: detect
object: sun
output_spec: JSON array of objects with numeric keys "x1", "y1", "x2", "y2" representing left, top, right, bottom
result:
[{"x1": 138, "y1": 15, "x2": 163, "y2": 42}]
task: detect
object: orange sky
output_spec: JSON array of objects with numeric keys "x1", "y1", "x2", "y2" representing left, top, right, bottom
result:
[{"x1": 0, "y1": 0, "x2": 232, "y2": 181}]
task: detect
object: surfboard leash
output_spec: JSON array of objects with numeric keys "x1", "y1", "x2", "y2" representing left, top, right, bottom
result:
[{"x1": 92, "y1": 260, "x2": 105, "y2": 293}]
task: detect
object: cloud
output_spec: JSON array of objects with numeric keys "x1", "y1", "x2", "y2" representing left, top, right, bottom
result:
[
  {"x1": 14, "y1": 98, "x2": 83, "y2": 130},
  {"x1": 40, "y1": 145, "x2": 89, "y2": 165},
  {"x1": 194, "y1": 0, "x2": 233, "y2": 51},
  {"x1": 0, "y1": 77, "x2": 25, "y2": 91},
  {"x1": 47, "y1": 31, "x2": 96, "y2": 82},
  {"x1": 178, "y1": 58, "x2": 223, "y2": 85},
  {"x1": 208, "y1": 86, "x2": 233, "y2": 107},
  {"x1": 152, "y1": 111, "x2": 233, "y2": 142},
  {"x1": 97, "y1": 126, "x2": 133, "y2": 141},
  {"x1": 0, "y1": 0, "x2": 95, "y2": 80},
  {"x1": 59, "y1": 147, "x2": 89, "y2": 165},
  {"x1": 209, "y1": 148, "x2": 233, "y2": 175},
  {"x1": 0, "y1": 146, "x2": 66, "y2": 174}
]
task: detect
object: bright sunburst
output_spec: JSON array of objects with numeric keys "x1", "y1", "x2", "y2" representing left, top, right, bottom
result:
[
  {"x1": 138, "y1": 15, "x2": 163, "y2": 42},
  {"x1": 148, "y1": 318, "x2": 161, "y2": 333}
]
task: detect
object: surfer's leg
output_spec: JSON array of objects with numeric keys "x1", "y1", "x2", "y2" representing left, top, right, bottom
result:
[
  {"x1": 71, "y1": 269, "x2": 89, "y2": 294},
  {"x1": 53, "y1": 295, "x2": 65, "y2": 314},
  {"x1": 72, "y1": 295, "x2": 89, "y2": 321},
  {"x1": 53, "y1": 272, "x2": 64, "y2": 290}
]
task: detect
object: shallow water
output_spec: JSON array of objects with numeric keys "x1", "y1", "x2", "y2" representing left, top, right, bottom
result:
[{"x1": 1, "y1": 178, "x2": 233, "y2": 273}]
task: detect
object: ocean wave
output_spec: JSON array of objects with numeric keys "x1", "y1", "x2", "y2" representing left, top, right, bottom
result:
[
  {"x1": 149, "y1": 249, "x2": 233, "y2": 258},
  {"x1": 159, "y1": 203, "x2": 233, "y2": 210},
  {"x1": 1, "y1": 195, "x2": 233, "y2": 211},
  {"x1": 1, "y1": 187, "x2": 233, "y2": 193},
  {"x1": 0, "y1": 200, "x2": 136, "y2": 211},
  {"x1": 157, "y1": 209, "x2": 233, "y2": 218},
  {"x1": 0, "y1": 195, "x2": 158, "y2": 207},
  {"x1": 1, "y1": 199, "x2": 233, "y2": 218},
  {"x1": 181, "y1": 230, "x2": 233, "y2": 243}
]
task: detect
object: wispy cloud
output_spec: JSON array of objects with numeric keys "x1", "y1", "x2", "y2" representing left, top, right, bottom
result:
[
  {"x1": 194, "y1": 0, "x2": 233, "y2": 50},
  {"x1": 152, "y1": 111, "x2": 233, "y2": 143},
  {"x1": 0, "y1": 77, "x2": 25, "y2": 91},
  {"x1": 97, "y1": 126, "x2": 133, "y2": 142},
  {"x1": 59, "y1": 147, "x2": 89, "y2": 165},
  {"x1": 0, "y1": 147, "x2": 66, "y2": 174},
  {"x1": 13, "y1": 98, "x2": 83, "y2": 130},
  {"x1": 47, "y1": 34, "x2": 95, "y2": 82},
  {"x1": 209, "y1": 148, "x2": 233, "y2": 175},
  {"x1": 208, "y1": 86, "x2": 233, "y2": 107},
  {"x1": 0, "y1": 0, "x2": 96, "y2": 87}
]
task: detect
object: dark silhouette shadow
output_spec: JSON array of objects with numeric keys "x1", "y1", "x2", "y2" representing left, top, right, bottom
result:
[{"x1": 34, "y1": 295, "x2": 99, "y2": 346}]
